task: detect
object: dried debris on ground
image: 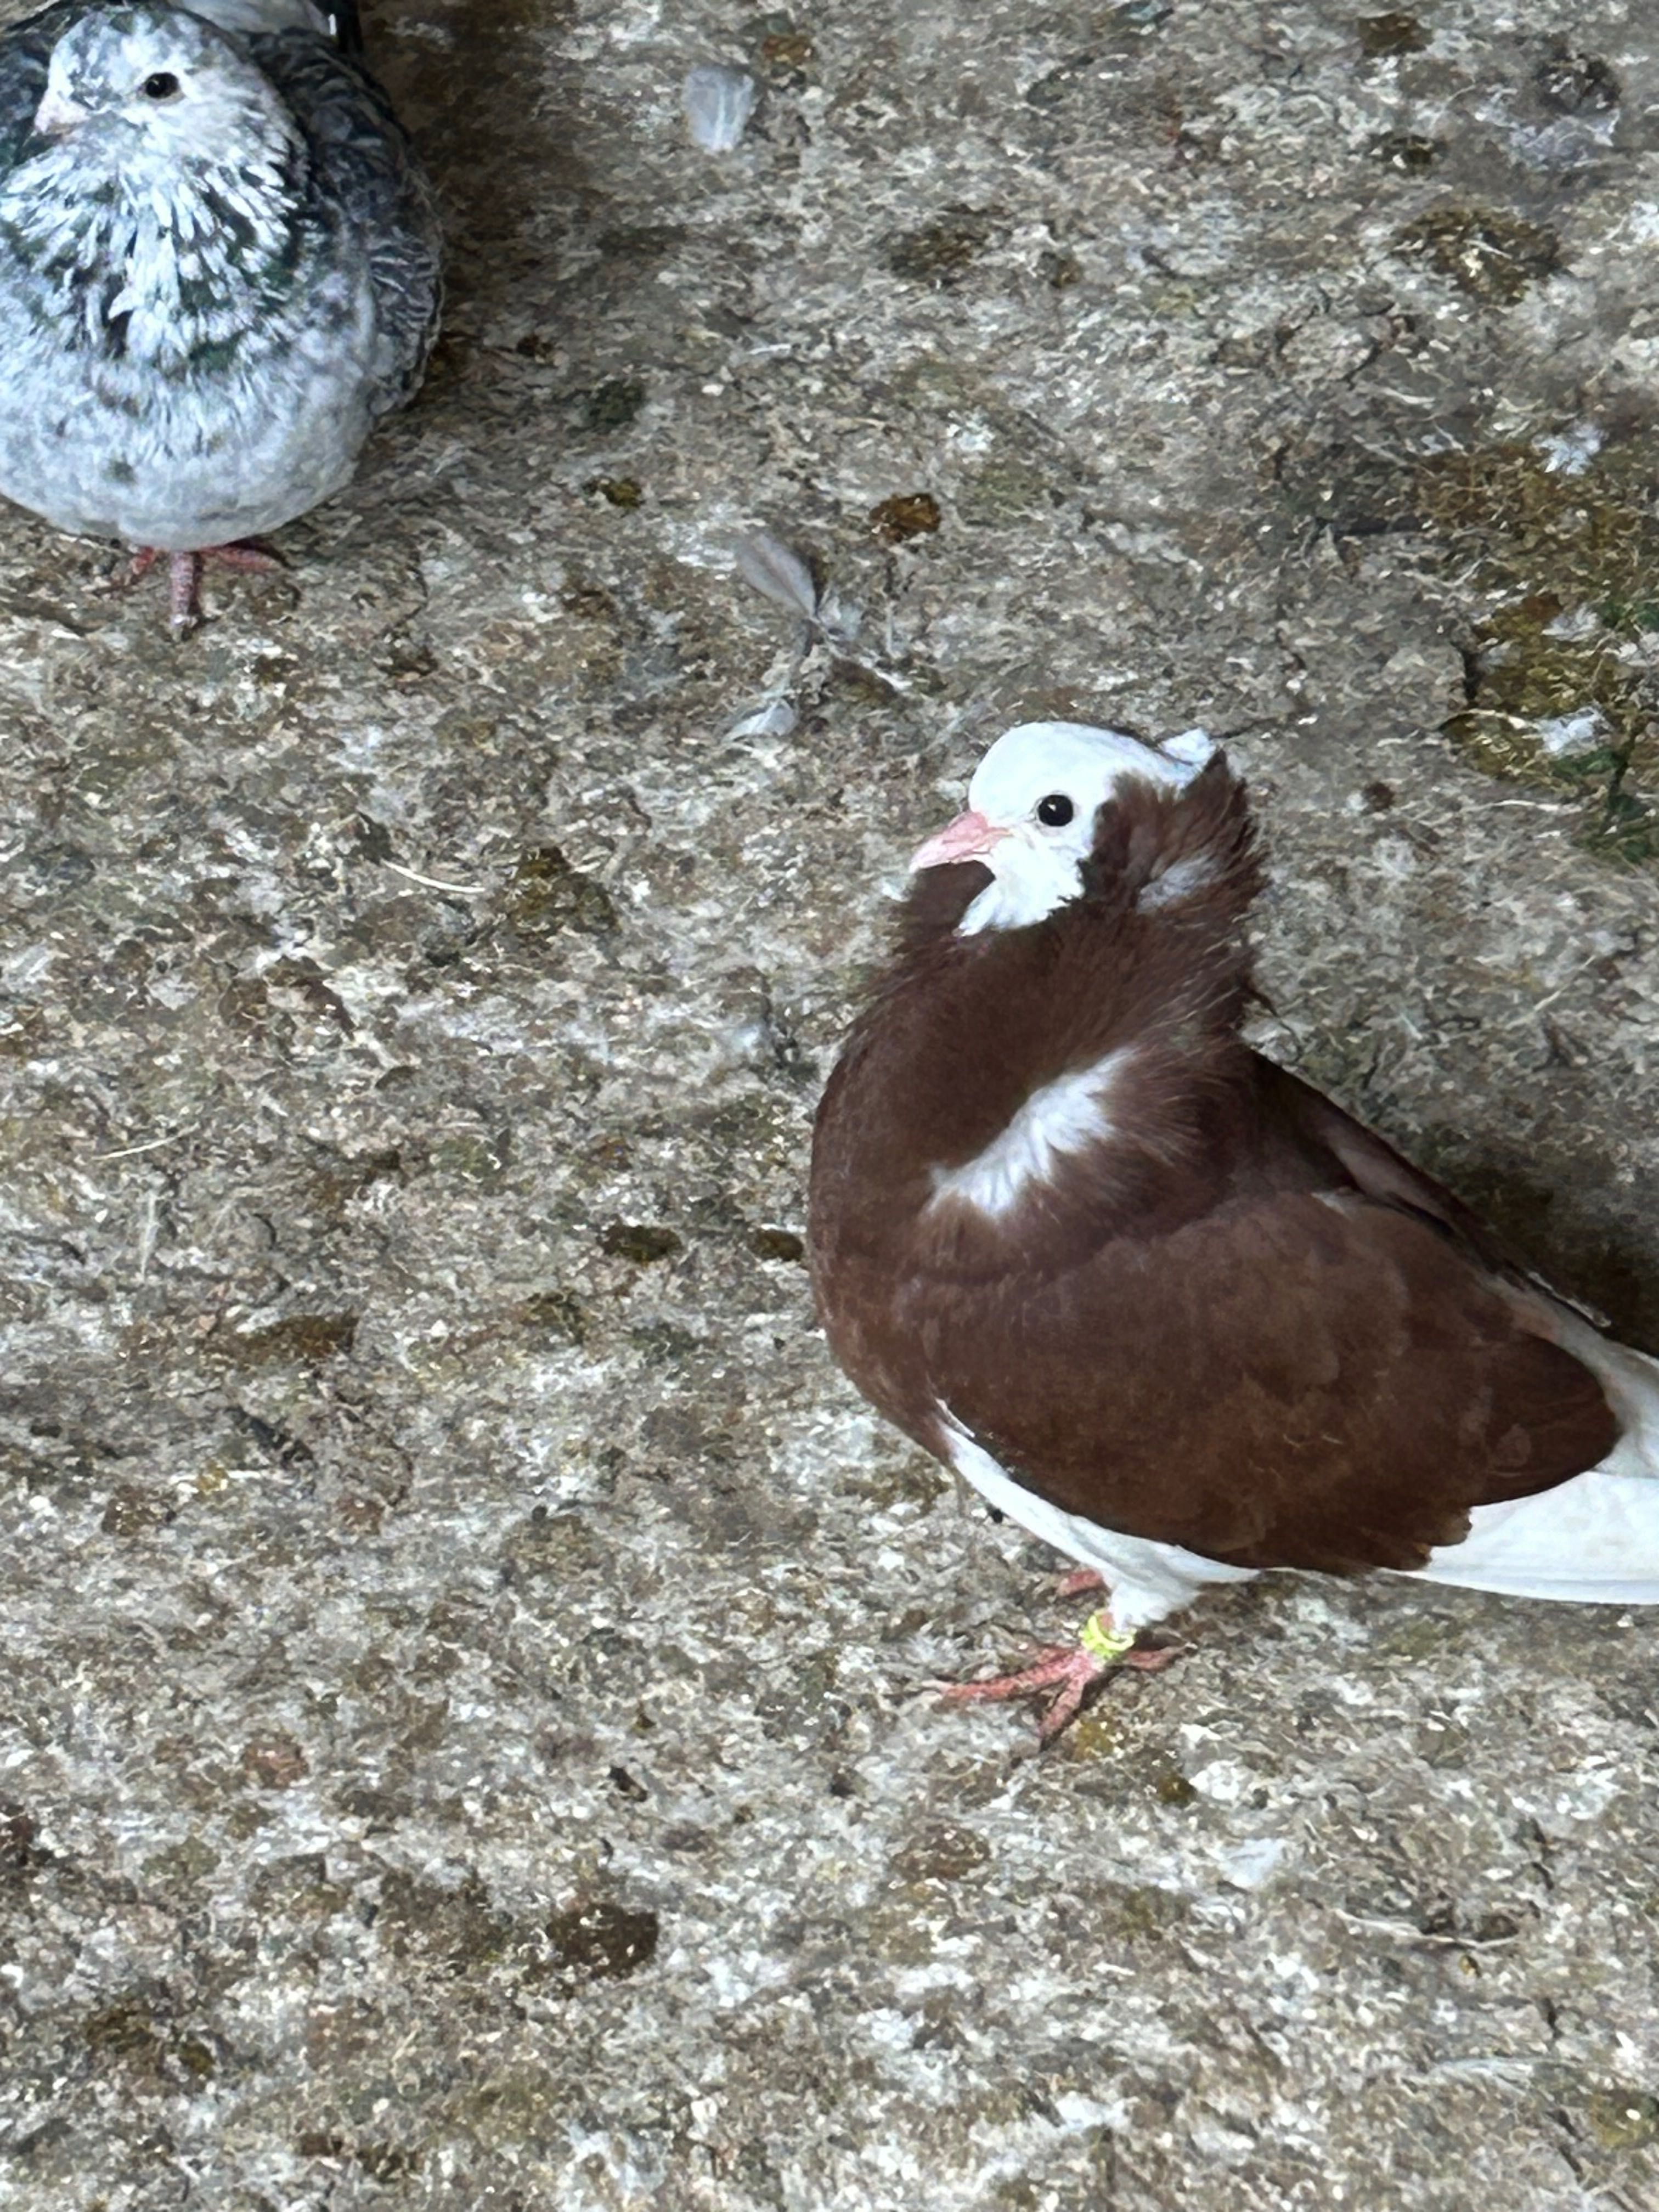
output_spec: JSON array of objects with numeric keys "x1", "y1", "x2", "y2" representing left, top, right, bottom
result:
[{"x1": 3, "y1": 1, "x2": 1659, "y2": 2207}]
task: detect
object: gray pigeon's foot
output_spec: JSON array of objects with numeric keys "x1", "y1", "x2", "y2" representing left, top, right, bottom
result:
[
  {"x1": 128, "y1": 544, "x2": 285, "y2": 635},
  {"x1": 939, "y1": 1609, "x2": 1178, "y2": 1743}
]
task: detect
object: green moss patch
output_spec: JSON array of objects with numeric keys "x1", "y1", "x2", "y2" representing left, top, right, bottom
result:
[
  {"x1": 506, "y1": 845, "x2": 619, "y2": 938},
  {"x1": 1414, "y1": 441, "x2": 1659, "y2": 863},
  {"x1": 1277, "y1": 428, "x2": 1659, "y2": 866},
  {"x1": 1358, "y1": 12, "x2": 1428, "y2": 58},
  {"x1": 1395, "y1": 207, "x2": 1560, "y2": 304}
]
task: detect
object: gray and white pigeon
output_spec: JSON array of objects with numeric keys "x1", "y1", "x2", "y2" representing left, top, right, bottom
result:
[{"x1": 0, "y1": 0, "x2": 440, "y2": 630}]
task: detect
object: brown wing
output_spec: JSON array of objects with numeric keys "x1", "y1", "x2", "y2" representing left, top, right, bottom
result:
[
  {"x1": 1251, "y1": 1059, "x2": 1543, "y2": 1279},
  {"x1": 919, "y1": 1122, "x2": 1619, "y2": 1577}
]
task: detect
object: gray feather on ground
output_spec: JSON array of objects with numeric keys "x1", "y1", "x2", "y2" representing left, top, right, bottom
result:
[
  {"x1": 732, "y1": 531, "x2": 820, "y2": 621},
  {"x1": 683, "y1": 64, "x2": 757, "y2": 154}
]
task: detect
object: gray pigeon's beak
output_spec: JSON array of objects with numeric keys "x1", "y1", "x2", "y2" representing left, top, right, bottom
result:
[{"x1": 32, "y1": 89, "x2": 89, "y2": 138}]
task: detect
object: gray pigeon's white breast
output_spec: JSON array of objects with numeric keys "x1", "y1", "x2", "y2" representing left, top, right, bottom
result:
[{"x1": 0, "y1": 267, "x2": 382, "y2": 550}]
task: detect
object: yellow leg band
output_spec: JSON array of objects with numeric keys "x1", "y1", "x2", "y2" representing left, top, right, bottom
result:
[{"x1": 1079, "y1": 1611, "x2": 1137, "y2": 1667}]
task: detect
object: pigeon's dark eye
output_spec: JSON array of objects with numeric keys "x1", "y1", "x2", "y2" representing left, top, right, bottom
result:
[
  {"x1": 1036, "y1": 793, "x2": 1075, "y2": 828},
  {"x1": 141, "y1": 72, "x2": 181, "y2": 100}
]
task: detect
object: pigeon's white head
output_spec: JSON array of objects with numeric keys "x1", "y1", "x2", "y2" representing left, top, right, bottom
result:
[
  {"x1": 910, "y1": 720, "x2": 1217, "y2": 934},
  {"x1": 32, "y1": 6, "x2": 289, "y2": 170}
]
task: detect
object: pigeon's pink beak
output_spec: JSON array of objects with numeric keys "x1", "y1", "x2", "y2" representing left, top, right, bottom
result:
[
  {"x1": 33, "y1": 90, "x2": 88, "y2": 138},
  {"x1": 909, "y1": 808, "x2": 1007, "y2": 873}
]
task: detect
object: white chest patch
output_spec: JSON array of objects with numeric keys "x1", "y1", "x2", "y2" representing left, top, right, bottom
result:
[{"x1": 929, "y1": 1047, "x2": 1133, "y2": 1220}]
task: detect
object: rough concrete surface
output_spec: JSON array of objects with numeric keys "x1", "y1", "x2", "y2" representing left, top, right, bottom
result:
[{"x1": 4, "y1": 0, "x2": 1659, "y2": 2205}]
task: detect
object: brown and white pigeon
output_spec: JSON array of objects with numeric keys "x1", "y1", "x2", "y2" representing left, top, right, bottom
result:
[{"x1": 808, "y1": 721, "x2": 1659, "y2": 1740}]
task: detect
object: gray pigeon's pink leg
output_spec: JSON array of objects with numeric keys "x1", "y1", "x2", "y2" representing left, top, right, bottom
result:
[
  {"x1": 940, "y1": 1608, "x2": 1178, "y2": 1743},
  {"x1": 127, "y1": 544, "x2": 285, "y2": 634}
]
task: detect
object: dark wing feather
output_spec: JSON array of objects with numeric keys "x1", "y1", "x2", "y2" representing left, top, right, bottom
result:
[
  {"x1": 0, "y1": 2, "x2": 96, "y2": 176},
  {"x1": 251, "y1": 29, "x2": 442, "y2": 414},
  {"x1": 323, "y1": 2, "x2": 364, "y2": 54},
  {"x1": 926, "y1": 1169, "x2": 1618, "y2": 1577},
  {"x1": 1256, "y1": 1056, "x2": 1616, "y2": 1331},
  {"x1": 1253, "y1": 1059, "x2": 1538, "y2": 1279}
]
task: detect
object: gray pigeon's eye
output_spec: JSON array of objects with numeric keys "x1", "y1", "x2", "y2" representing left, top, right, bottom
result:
[
  {"x1": 141, "y1": 72, "x2": 181, "y2": 100},
  {"x1": 1036, "y1": 793, "x2": 1075, "y2": 827}
]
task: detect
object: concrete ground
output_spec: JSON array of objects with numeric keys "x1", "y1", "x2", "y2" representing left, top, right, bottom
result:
[{"x1": 4, "y1": 0, "x2": 1659, "y2": 2204}]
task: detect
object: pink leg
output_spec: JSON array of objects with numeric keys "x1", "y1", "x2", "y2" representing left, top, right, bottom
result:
[
  {"x1": 167, "y1": 552, "x2": 203, "y2": 634},
  {"x1": 126, "y1": 543, "x2": 285, "y2": 634},
  {"x1": 1054, "y1": 1566, "x2": 1107, "y2": 1598},
  {"x1": 940, "y1": 1609, "x2": 1180, "y2": 1744}
]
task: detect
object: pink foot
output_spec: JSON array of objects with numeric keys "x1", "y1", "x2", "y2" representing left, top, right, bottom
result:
[
  {"x1": 127, "y1": 543, "x2": 285, "y2": 634},
  {"x1": 940, "y1": 1610, "x2": 1180, "y2": 1744},
  {"x1": 941, "y1": 1643, "x2": 1109, "y2": 1742}
]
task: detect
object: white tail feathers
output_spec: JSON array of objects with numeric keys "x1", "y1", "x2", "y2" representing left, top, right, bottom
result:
[{"x1": 1412, "y1": 1333, "x2": 1659, "y2": 1605}]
